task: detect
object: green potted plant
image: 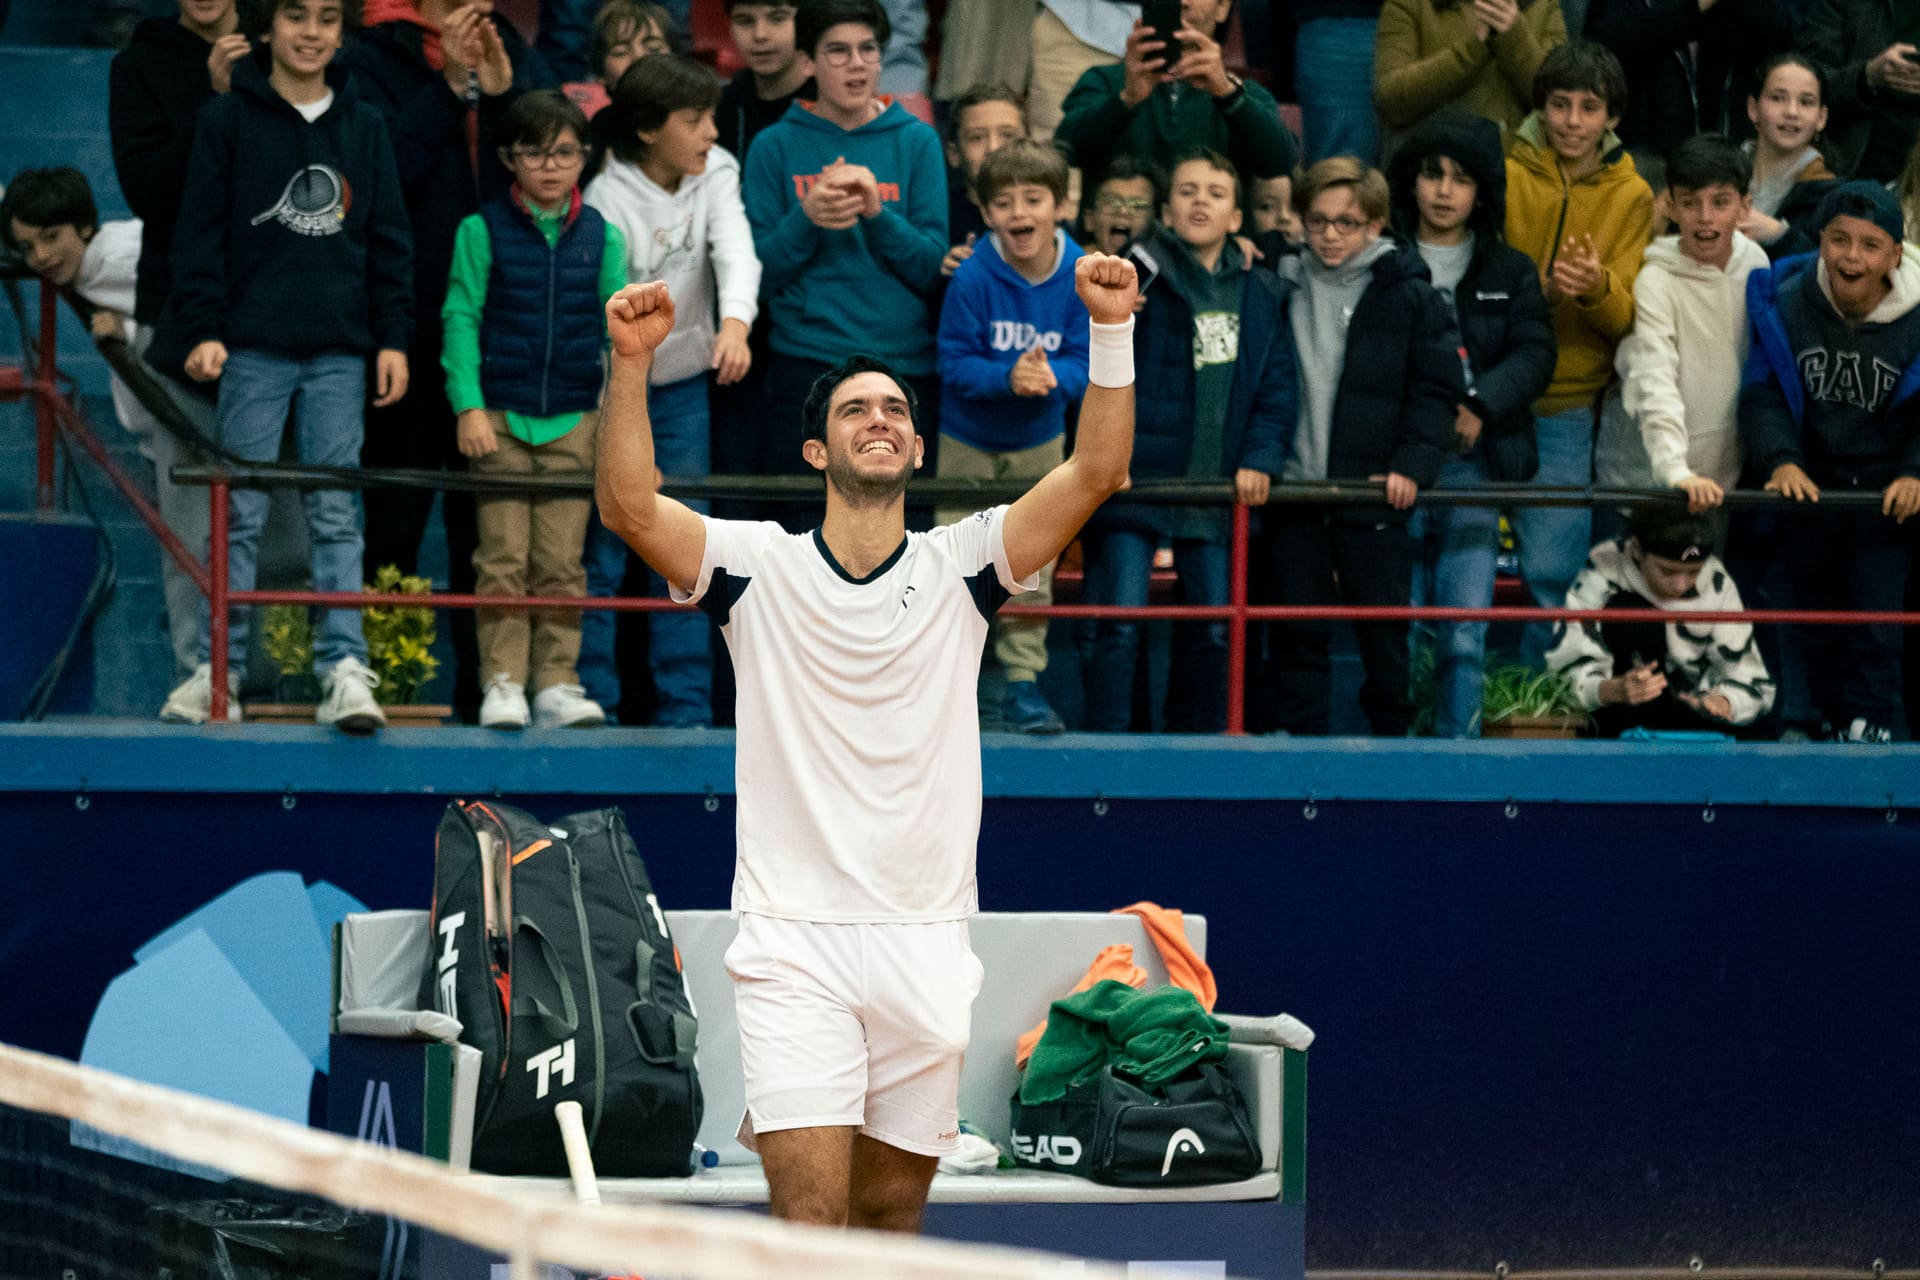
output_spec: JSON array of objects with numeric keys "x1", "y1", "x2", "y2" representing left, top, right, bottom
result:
[
  {"x1": 256, "y1": 566, "x2": 449, "y2": 724},
  {"x1": 1411, "y1": 645, "x2": 1591, "y2": 738}
]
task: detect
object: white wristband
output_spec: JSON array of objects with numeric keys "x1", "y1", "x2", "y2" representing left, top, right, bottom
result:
[{"x1": 1088, "y1": 317, "x2": 1136, "y2": 389}]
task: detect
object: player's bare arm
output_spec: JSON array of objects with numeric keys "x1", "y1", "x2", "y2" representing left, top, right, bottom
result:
[
  {"x1": 597, "y1": 282, "x2": 709, "y2": 592},
  {"x1": 1002, "y1": 253, "x2": 1138, "y2": 583}
]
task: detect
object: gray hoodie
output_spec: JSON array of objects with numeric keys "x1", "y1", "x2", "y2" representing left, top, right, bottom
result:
[{"x1": 1278, "y1": 236, "x2": 1397, "y2": 482}]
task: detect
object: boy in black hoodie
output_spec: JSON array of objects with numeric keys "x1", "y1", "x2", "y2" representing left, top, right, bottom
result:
[
  {"x1": 714, "y1": 0, "x2": 814, "y2": 164},
  {"x1": 1388, "y1": 114, "x2": 1558, "y2": 737},
  {"x1": 1263, "y1": 157, "x2": 1463, "y2": 736},
  {"x1": 155, "y1": 0, "x2": 413, "y2": 734}
]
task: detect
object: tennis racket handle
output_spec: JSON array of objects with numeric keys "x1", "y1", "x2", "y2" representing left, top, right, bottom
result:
[{"x1": 554, "y1": 1101, "x2": 600, "y2": 1205}]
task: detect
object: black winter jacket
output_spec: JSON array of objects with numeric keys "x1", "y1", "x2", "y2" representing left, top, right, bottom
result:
[
  {"x1": 108, "y1": 17, "x2": 221, "y2": 326},
  {"x1": 1387, "y1": 114, "x2": 1555, "y2": 481},
  {"x1": 1585, "y1": 0, "x2": 1797, "y2": 155},
  {"x1": 152, "y1": 56, "x2": 413, "y2": 372},
  {"x1": 337, "y1": 15, "x2": 555, "y2": 354}
]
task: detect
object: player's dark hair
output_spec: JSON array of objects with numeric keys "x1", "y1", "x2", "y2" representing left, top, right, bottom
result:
[
  {"x1": 725, "y1": 0, "x2": 796, "y2": 13},
  {"x1": 947, "y1": 82, "x2": 1028, "y2": 145},
  {"x1": 1, "y1": 167, "x2": 98, "y2": 243},
  {"x1": 1092, "y1": 153, "x2": 1168, "y2": 209},
  {"x1": 976, "y1": 139, "x2": 1069, "y2": 205},
  {"x1": 596, "y1": 54, "x2": 723, "y2": 166},
  {"x1": 1751, "y1": 51, "x2": 1824, "y2": 103},
  {"x1": 1169, "y1": 146, "x2": 1243, "y2": 210},
  {"x1": 501, "y1": 90, "x2": 590, "y2": 153},
  {"x1": 237, "y1": 0, "x2": 362, "y2": 39},
  {"x1": 795, "y1": 0, "x2": 888, "y2": 58},
  {"x1": 1530, "y1": 41, "x2": 1628, "y2": 118},
  {"x1": 802, "y1": 355, "x2": 920, "y2": 443},
  {"x1": 1666, "y1": 133, "x2": 1750, "y2": 195}
]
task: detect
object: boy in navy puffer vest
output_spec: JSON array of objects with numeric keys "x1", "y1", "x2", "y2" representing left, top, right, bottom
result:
[{"x1": 442, "y1": 90, "x2": 629, "y2": 731}]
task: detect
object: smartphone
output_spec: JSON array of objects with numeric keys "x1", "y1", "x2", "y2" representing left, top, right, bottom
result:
[{"x1": 1142, "y1": 0, "x2": 1182, "y2": 69}]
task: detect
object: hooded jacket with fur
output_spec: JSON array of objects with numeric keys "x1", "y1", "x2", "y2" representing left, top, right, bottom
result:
[{"x1": 1504, "y1": 112, "x2": 1655, "y2": 414}]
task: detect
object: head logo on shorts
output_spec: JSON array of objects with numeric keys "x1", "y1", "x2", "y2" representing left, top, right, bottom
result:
[
  {"x1": 253, "y1": 164, "x2": 353, "y2": 237},
  {"x1": 1160, "y1": 1126, "x2": 1206, "y2": 1176}
]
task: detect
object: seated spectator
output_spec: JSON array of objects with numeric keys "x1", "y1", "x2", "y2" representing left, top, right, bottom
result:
[
  {"x1": 1372, "y1": 0, "x2": 1566, "y2": 143},
  {"x1": 1504, "y1": 41, "x2": 1653, "y2": 668},
  {"x1": 1263, "y1": 157, "x2": 1460, "y2": 737},
  {"x1": 940, "y1": 83, "x2": 1029, "y2": 278},
  {"x1": 1545, "y1": 507, "x2": 1775, "y2": 736},
  {"x1": 1055, "y1": 2, "x2": 1298, "y2": 194},
  {"x1": 1083, "y1": 149, "x2": 1296, "y2": 733},
  {"x1": 1080, "y1": 153, "x2": 1164, "y2": 254},
  {"x1": 742, "y1": 0, "x2": 947, "y2": 499},
  {"x1": 1741, "y1": 54, "x2": 1838, "y2": 261},
  {"x1": 1249, "y1": 171, "x2": 1303, "y2": 249},
  {"x1": 586, "y1": 55, "x2": 760, "y2": 726},
  {"x1": 565, "y1": 0, "x2": 676, "y2": 118},
  {"x1": 936, "y1": 141, "x2": 1089, "y2": 734},
  {"x1": 1804, "y1": 0, "x2": 1920, "y2": 181},
  {"x1": 152, "y1": 0, "x2": 413, "y2": 732},
  {"x1": 715, "y1": 0, "x2": 814, "y2": 163},
  {"x1": 1386, "y1": 116, "x2": 1556, "y2": 738},
  {"x1": 443, "y1": 91, "x2": 624, "y2": 731},
  {"x1": 1741, "y1": 181, "x2": 1920, "y2": 742}
]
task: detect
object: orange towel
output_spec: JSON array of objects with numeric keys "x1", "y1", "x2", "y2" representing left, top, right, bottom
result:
[
  {"x1": 1014, "y1": 943, "x2": 1147, "y2": 1068},
  {"x1": 1115, "y1": 901, "x2": 1217, "y2": 1011}
]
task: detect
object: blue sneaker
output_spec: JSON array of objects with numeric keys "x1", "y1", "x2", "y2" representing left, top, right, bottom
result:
[{"x1": 1003, "y1": 680, "x2": 1066, "y2": 734}]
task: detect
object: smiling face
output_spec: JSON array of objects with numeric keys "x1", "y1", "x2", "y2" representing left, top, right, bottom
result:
[
  {"x1": 984, "y1": 182, "x2": 1060, "y2": 269},
  {"x1": 947, "y1": 99, "x2": 1025, "y2": 187},
  {"x1": 1164, "y1": 158, "x2": 1241, "y2": 255},
  {"x1": 806, "y1": 370, "x2": 924, "y2": 506},
  {"x1": 8, "y1": 218, "x2": 90, "y2": 288},
  {"x1": 1414, "y1": 153, "x2": 1477, "y2": 240},
  {"x1": 1820, "y1": 214, "x2": 1901, "y2": 318},
  {"x1": 1086, "y1": 175, "x2": 1154, "y2": 253},
  {"x1": 728, "y1": 3, "x2": 800, "y2": 81},
  {"x1": 1541, "y1": 88, "x2": 1617, "y2": 168},
  {"x1": 1749, "y1": 63, "x2": 1826, "y2": 157},
  {"x1": 639, "y1": 106, "x2": 718, "y2": 181},
  {"x1": 265, "y1": 0, "x2": 343, "y2": 81},
  {"x1": 813, "y1": 21, "x2": 881, "y2": 120},
  {"x1": 1671, "y1": 181, "x2": 1750, "y2": 270}
]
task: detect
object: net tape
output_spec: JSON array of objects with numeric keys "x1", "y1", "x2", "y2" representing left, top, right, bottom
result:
[{"x1": 0, "y1": 1042, "x2": 1132, "y2": 1280}]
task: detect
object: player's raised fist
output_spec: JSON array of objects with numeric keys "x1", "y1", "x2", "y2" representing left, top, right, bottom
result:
[
  {"x1": 1076, "y1": 253, "x2": 1139, "y2": 325},
  {"x1": 606, "y1": 282, "x2": 675, "y2": 359}
]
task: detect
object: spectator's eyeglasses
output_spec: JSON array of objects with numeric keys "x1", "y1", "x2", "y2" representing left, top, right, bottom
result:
[
  {"x1": 507, "y1": 145, "x2": 587, "y2": 168},
  {"x1": 1095, "y1": 197, "x2": 1153, "y2": 215},
  {"x1": 1303, "y1": 213, "x2": 1368, "y2": 236},
  {"x1": 819, "y1": 39, "x2": 883, "y2": 67}
]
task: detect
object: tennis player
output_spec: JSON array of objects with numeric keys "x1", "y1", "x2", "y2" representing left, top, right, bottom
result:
[{"x1": 595, "y1": 254, "x2": 1138, "y2": 1231}]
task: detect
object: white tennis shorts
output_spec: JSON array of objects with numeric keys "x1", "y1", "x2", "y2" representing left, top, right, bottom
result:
[{"x1": 724, "y1": 913, "x2": 985, "y2": 1157}]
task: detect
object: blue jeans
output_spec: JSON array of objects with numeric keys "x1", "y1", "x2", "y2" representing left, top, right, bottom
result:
[
  {"x1": 1295, "y1": 17, "x2": 1380, "y2": 164},
  {"x1": 196, "y1": 349, "x2": 367, "y2": 679},
  {"x1": 580, "y1": 373, "x2": 712, "y2": 725},
  {"x1": 1082, "y1": 529, "x2": 1229, "y2": 733},
  {"x1": 1410, "y1": 453, "x2": 1501, "y2": 737},
  {"x1": 1512, "y1": 406, "x2": 1595, "y2": 670}
]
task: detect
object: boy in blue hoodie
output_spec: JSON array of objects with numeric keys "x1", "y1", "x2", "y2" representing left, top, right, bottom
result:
[
  {"x1": 153, "y1": 0, "x2": 413, "y2": 733},
  {"x1": 936, "y1": 140, "x2": 1089, "y2": 734},
  {"x1": 1741, "y1": 181, "x2": 1920, "y2": 743},
  {"x1": 741, "y1": 0, "x2": 947, "y2": 502}
]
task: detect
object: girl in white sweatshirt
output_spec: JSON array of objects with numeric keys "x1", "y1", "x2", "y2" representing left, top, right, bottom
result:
[{"x1": 580, "y1": 54, "x2": 763, "y2": 726}]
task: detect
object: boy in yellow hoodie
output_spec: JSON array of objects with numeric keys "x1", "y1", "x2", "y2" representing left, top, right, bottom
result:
[{"x1": 1504, "y1": 41, "x2": 1654, "y2": 668}]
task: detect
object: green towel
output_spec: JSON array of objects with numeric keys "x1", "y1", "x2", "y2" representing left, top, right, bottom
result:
[{"x1": 1019, "y1": 980, "x2": 1229, "y2": 1104}]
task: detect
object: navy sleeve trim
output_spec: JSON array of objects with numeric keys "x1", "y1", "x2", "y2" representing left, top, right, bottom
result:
[
  {"x1": 700, "y1": 568, "x2": 752, "y2": 627},
  {"x1": 966, "y1": 567, "x2": 1012, "y2": 622}
]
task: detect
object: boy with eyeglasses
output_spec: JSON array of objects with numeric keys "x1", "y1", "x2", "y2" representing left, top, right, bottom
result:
[
  {"x1": 1081, "y1": 153, "x2": 1164, "y2": 255},
  {"x1": 441, "y1": 90, "x2": 627, "y2": 730},
  {"x1": 743, "y1": 0, "x2": 947, "y2": 497}
]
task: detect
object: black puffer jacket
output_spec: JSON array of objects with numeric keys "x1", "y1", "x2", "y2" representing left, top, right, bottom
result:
[
  {"x1": 1388, "y1": 113, "x2": 1556, "y2": 481},
  {"x1": 1585, "y1": 0, "x2": 1797, "y2": 155}
]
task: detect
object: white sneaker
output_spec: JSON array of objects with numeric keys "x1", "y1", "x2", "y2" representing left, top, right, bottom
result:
[
  {"x1": 159, "y1": 663, "x2": 242, "y2": 724},
  {"x1": 532, "y1": 682, "x2": 606, "y2": 729},
  {"x1": 317, "y1": 656, "x2": 387, "y2": 734},
  {"x1": 1839, "y1": 717, "x2": 1894, "y2": 744},
  {"x1": 479, "y1": 674, "x2": 531, "y2": 730}
]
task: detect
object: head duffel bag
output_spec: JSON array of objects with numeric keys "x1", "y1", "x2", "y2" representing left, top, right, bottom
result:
[{"x1": 1009, "y1": 1061, "x2": 1261, "y2": 1186}]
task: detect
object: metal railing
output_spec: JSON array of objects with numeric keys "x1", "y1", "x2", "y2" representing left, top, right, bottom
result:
[{"x1": 14, "y1": 275, "x2": 1920, "y2": 734}]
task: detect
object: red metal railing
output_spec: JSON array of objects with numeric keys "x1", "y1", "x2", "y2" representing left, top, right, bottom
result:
[{"x1": 18, "y1": 276, "x2": 1920, "y2": 734}]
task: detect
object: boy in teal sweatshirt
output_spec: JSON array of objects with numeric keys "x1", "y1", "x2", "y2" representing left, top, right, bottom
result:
[{"x1": 740, "y1": 0, "x2": 947, "y2": 500}]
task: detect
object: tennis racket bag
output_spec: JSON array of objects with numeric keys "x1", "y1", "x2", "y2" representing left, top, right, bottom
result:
[{"x1": 422, "y1": 800, "x2": 703, "y2": 1176}]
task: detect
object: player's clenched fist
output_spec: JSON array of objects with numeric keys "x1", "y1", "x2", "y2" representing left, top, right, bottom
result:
[
  {"x1": 1075, "y1": 253, "x2": 1139, "y2": 325},
  {"x1": 606, "y1": 282, "x2": 676, "y2": 360}
]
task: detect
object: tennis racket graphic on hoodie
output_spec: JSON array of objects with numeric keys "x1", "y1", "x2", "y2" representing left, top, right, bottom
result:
[{"x1": 252, "y1": 164, "x2": 353, "y2": 237}]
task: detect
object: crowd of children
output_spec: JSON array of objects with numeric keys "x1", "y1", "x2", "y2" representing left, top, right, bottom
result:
[{"x1": 5, "y1": 0, "x2": 1920, "y2": 741}]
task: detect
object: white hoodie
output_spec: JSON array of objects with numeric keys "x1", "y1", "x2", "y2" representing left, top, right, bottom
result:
[
  {"x1": 585, "y1": 147, "x2": 762, "y2": 387},
  {"x1": 73, "y1": 218, "x2": 161, "y2": 442},
  {"x1": 1596, "y1": 232, "x2": 1770, "y2": 490}
]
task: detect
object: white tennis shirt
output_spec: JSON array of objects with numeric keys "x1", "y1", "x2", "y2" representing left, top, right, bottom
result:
[{"x1": 673, "y1": 506, "x2": 1038, "y2": 924}]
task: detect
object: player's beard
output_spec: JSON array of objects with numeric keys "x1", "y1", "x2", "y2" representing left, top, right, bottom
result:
[{"x1": 822, "y1": 444, "x2": 915, "y2": 509}]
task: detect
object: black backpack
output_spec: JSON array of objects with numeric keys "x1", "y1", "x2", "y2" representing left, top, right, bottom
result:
[{"x1": 421, "y1": 801, "x2": 703, "y2": 1176}]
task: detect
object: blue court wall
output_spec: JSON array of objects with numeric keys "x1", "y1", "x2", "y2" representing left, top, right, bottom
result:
[{"x1": 6, "y1": 729, "x2": 1918, "y2": 1267}]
